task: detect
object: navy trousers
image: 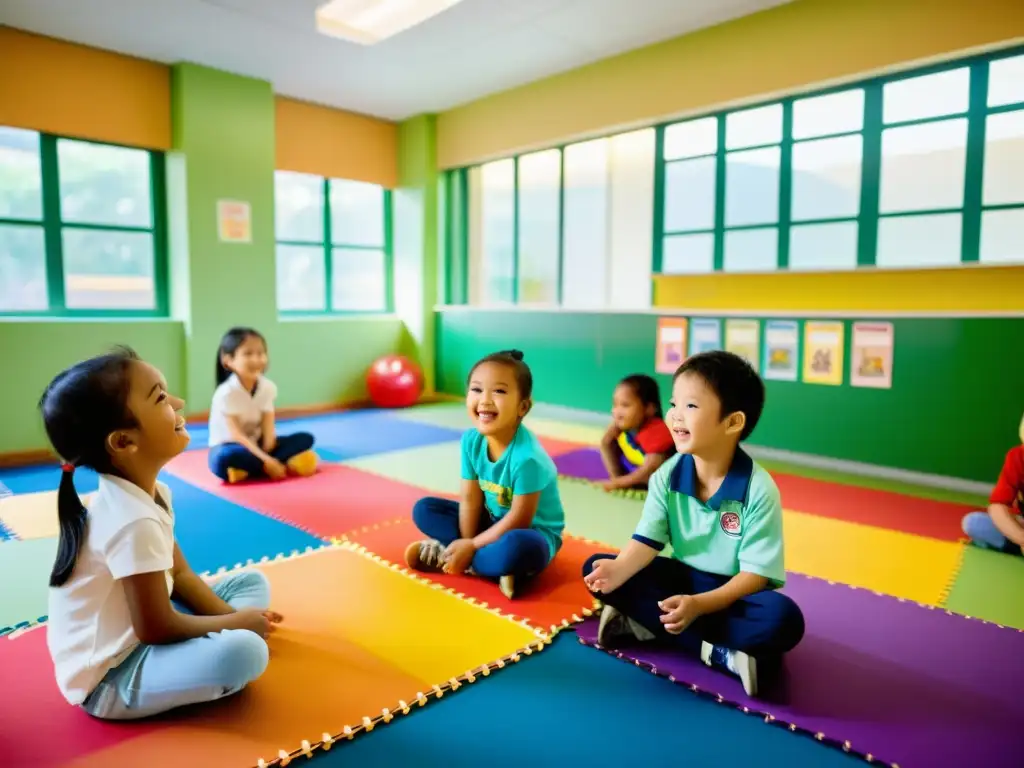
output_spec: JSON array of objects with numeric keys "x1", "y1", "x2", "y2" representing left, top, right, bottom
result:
[{"x1": 207, "y1": 432, "x2": 315, "y2": 481}]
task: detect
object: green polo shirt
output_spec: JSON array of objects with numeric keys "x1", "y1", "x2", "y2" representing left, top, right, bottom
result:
[{"x1": 633, "y1": 448, "x2": 786, "y2": 587}]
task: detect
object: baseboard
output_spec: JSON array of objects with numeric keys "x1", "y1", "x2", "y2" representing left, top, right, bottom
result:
[{"x1": 0, "y1": 394, "x2": 451, "y2": 470}]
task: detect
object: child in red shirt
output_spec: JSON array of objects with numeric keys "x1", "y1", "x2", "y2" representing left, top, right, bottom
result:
[
  {"x1": 961, "y1": 414, "x2": 1024, "y2": 555},
  {"x1": 599, "y1": 374, "x2": 675, "y2": 492}
]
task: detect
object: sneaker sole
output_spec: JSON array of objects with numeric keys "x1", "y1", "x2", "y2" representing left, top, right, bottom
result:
[
  {"x1": 596, "y1": 604, "x2": 622, "y2": 647},
  {"x1": 499, "y1": 575, "x2": 515, "y2": 599}
]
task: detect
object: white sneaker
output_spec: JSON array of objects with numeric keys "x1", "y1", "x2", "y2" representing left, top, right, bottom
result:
[
  {"x1": 701, "y1": 641, "x2": 758, "y2": 697},
  {"x1": 596, "y1": 605, "x2": 655, "y2": 648}
]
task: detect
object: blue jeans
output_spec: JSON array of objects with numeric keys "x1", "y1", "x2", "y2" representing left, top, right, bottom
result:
[
  {"x1": 81, "y1": 570, "x2": 271, "y2": 720},
  {"x1": 962, "y1": 510, "x2": 1023, "y2": 554},
  {"x1": 412, "y1": 496, "x2": 553, "y2": 580},
  {"x1": 208, "y1": 432, "x2": 315, "y2": 481},
  {"x1": 583, "y1": 554, "x2": 805, "y2": 658}
]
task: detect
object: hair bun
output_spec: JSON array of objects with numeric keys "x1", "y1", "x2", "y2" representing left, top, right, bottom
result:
[{"x1": 502, "y1": 349, "x2": 524, "y2": 361}]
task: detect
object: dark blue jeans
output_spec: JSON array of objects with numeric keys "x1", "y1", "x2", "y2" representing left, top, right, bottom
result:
[
  {"x1": 412, "y1": 496, "x2": 552, "y2": 580},
  {"x1": 207, "y1": 432, "x2": 315, "y2": 481},
  {"x1": 583, "y1": 553, "x2": 805, "y2": 657}
]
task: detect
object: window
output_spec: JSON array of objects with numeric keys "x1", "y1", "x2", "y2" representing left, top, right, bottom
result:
[
  {"x1": 650, "y1": 45, "x2": 1024, "y2": 274},
  {"x1": 0, "y1": 127, "x2": 166, "y2": 315},
  {"x1": 273, "y1": 171, "x2": 391, "y2": 313}
]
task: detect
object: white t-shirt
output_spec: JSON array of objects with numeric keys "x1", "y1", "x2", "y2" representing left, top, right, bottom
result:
[
  {"x1": 47, "y1": 474, "x2": 176, "y2": 705},
  {"x1": 207, "y1": 374, "x2": 278, "y2": 448}
]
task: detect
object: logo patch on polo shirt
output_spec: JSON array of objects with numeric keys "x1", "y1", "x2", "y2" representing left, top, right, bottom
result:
[{"x1": 720, "y1": 510, "x2": 741, "y2": 537}]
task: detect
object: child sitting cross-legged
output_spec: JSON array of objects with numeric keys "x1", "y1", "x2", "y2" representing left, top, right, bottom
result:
[{"x1": 583, "y1": 351, "x2": 805, "y2": 698}]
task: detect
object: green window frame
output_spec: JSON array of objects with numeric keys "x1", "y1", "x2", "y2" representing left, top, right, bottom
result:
[
  {"x1": 273, "y1": 171, "x2": 394, "y2": 315},
  {"x1": 0, "y1": 127, "x2": 169, "y2": 318}
]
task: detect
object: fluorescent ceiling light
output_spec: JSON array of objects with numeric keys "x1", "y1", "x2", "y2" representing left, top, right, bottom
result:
[{"x1": 316, "y1": 0, "x2": 464, "y2": 45}]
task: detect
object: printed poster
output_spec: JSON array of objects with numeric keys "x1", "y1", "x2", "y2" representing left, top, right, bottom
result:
[
  {"x1": 762, "y1": 320, "x2": 799, "y2": 381},
  {"x1": 851, "y1": 321, "x2": 894, "y2": 389},
  {"x1": 802, "y1": 321, "x2": 845, "y2": 386},
  {"x1": 724, "y1": 319, "x2": 761, "y2": 372},
  {"x1": 655, "y1": 317, "x2": 688, "y2": 374},
  {"x1": 689, "y1": 318, "x2": 722, "y2": 356},
  {"x1": 217, "y1": 200, "x2": 252, "y2": 243}
]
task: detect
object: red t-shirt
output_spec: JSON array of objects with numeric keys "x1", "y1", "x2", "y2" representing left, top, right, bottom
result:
[
  {"x1": 990, "y1": 445, "x2": 1024, "y2": 510},
  {"x1": 634, "y1": 417, "x2": 675, "y2": 455}
]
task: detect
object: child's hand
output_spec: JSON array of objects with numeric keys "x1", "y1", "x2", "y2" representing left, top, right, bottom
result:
[
  {"x1": 658, "y1": 594, "x2": 704, "y2": 634},
  {"x1": 584, "y1": 558, "x2": 627, "y2": 594},
  {"x1": 601, "y1": 421, "x2": 620, "y2": 447},
  {"x1": 599, "y1": 479, "x2": 619, "y2": 492},
  {"x1": 264, "y1": 458, "x2": 287, "y2": 480},
  {"x1": 443, "y1": 539, "x2": 476, "y2": 575}
]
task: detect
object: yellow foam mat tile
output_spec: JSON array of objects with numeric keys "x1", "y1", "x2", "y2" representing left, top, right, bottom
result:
[
  {"x1": 523, "y1": 416, "x2": 604, "y2": 445},
  {"x1": 782, "y1": 508, "x2": 962, "y2": 606},
  {"x1": 0, "y1": 490, "x2": 85, "y2": 540}
]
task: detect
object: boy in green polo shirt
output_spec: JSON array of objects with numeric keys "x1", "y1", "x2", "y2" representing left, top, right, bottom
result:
[{"x1": 583, "y1": 351, "x2": 805, "y2": 698}]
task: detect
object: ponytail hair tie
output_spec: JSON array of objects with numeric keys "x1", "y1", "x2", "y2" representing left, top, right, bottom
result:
[{"x1": 61, "y1": 462, "x2": 75, "y2": 474}]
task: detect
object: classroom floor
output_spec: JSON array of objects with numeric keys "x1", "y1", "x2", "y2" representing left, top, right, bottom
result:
[{"x1": 1, "y1": 402, "x2": 1022, "y2": 767}]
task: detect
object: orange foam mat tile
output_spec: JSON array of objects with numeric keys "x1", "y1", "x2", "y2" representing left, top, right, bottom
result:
[
  {"x1": 346, "y1": 518, "x2": 604, "y2": 635},
  {"x1": 165, "y1": 449, "x2": 448, "y2": 538},
  {"x1": 1, "y1": 546, "x2": 541, "y2": 768}
]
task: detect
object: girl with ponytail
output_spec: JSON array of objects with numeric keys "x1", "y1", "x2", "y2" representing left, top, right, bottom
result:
[{"x1": 39, "y1": 347, "x2": 282, "y2": 720}]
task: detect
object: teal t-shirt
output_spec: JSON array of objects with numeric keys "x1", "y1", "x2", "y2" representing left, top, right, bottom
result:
[
  {"x1": 460, "y1": 424, "x2": 565, "y2": 558},
  {"x1": 632, "y1": 448, "x2": 786, "y2": 587}
]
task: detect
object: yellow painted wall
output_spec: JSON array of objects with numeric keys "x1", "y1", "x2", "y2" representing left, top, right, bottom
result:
[
  {"x1": 0, "y1": 27, "x2": 172, "y2": 149},
  {"x1": 436, "y1": 0, "x2": 1024, "y2": 168},
  {"x1": 275, "y1": 96, "x2": 398, "y2": 188}
]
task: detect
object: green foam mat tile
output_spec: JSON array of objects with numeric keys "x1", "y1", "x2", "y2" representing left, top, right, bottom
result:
[
  {"x1": 943, "y1": 544, "x2": 1024, "y2": 630},
  {"x1": 0, "y1": 537, "x2": 56, "y2": 633},
  {"x1": 558, "y1": 478, "x2": 644, "y2": 550},
  {"x1": 388, "y1": 402, "x2": 469, "y2": 431},
  {"x1": 344, "y1": 440, "x2": 463, "y2": 497}
]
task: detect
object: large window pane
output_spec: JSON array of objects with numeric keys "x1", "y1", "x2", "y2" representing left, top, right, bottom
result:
[
  {"x1": 0, "y1": 127, "x2": 43, "y2": 221},
  {"x1": 561, "y1": 139, "x2": 609, "y2": 308},
  {"x1": 479, "y1": 159, "x2": 515, "y2": 304},
  {"x1": 331, "y1": 247, "x2": 386, "y2": 311},
  {"x1": 662, "y1": 233, "x2": 713, "y2": 274},
  {"x1": 982, "y1": 110, "x2": 1024, "y2": 205},
  {"x1": 726, "y1": 104, "x2": 782, "y2": 149},
  {"x1": 988, "y1": 54, "x2": 1024, "y2": 108},
  {"x1": 980, "y1": 209, "x2": 1024, "y2": 265},
  {"x1": 725, "y1": 147, "x2": 780, "y2": 226},
  {"x1": 274, "y1": 171, "x2": 323, "y2": 242},
  {"x1": 57, "y1": 139, "x2": 152, "y2": 228},
  {"x1": 876, "y1": 213, "x2": 962, "y2": 268},
  {"x1": 789, "y1": 222, "x2": 859, "y2": 271},
  {"x1": 0, "y1": 223, "x2": 47, "y2": 311},
  {"x1": 792, "y1": 89, "x2": 864, "y2": 139},
  {"x1": 276, "y1": 244, "x2": 325, "y2": 311},
  {"x1": 330, "y1": 179, "x2": 384, "y2": 247},
  {"x1": 879, "y1": 119, "x2": 967, "y2": 212},
  {"x1": 883, "y1": 68, "x2": 969, "y2": 124},
  {"x1": 723, "y1": 227, "x2": 777, "y2": 272},
  {"x1": 791, "y1": 135, "x2": 862, "y2": 221},
  {"x1": 61, "y1": 229, "x2": 154, "y2": 309},
  {"x1": 516, "y1": 149, "x2": 560, "y2": 305},
  {"x1": 664, "y1": 156, "x2": 715, "y2": 232},
  {"x1": 664, "y1": 117, "x2": 717, "y2": 160}
]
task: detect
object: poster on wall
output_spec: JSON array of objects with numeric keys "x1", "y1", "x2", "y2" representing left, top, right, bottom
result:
[
  {"x1": 850, "y1": 321, "x2": 894, "y2": 389},
  {"x1": 655, "y1": 317, "x2": 688, "y2": 374},
  {"x1": 724, "y1": 319, "x2": 761, "y2": 372},
  {"x1": 762, "y1": 320, "x2": 799, "y2": 381},
  {"x1": 217, "y1": 200, "x2": 252, "y2": 243},
  {"x1": 802, "y1": 321, "x2": 845, "y2": 386},
  {"x1": 689, "y1": 318, "x2": 722, "y2": 356}
]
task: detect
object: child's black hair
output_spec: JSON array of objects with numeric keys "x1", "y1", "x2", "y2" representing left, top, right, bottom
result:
[
  {"x1": 38, "y1": 347, "x2": 140, "y2": 587},
  {"x1": 618, "y1": 373, "x2": 664, "y2": 418},
  {"x1": 674, "y1": 350, "x2": 765, "y2": 441},
  {"x1": 215, "y1": 326, "x2": 266, "y2": 385},
  {"x1": 467, "y1": 349, "x2": 533, "y2": 401}
]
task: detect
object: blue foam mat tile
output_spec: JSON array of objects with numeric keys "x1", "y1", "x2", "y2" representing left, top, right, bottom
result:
[
  {"x1": 278, "y1": 410, "x2": 462, "y2": 461},
  {"x1": 317, "y1": 635, "x2": 862, "y2": 768},
  {"x1": 0, "y1": 464, "x2": 99, "y2": 496}
]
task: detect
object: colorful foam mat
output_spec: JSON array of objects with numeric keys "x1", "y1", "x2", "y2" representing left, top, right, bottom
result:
[
  {"x1": 0, "y1": 545, "x2": 543, "y2": 767},
  {"x1": 554, "y1": 447, "x2": 971, "y2": 541},
  {"x1": 345, "y1": 518, "x2": 604, "y2": 634},
  {"x1": 576, "y1": 572, "x2": 1024, "y2": 768},
  {"x1": 165, "y1": 450, "x2": 442, "y2": 538}
]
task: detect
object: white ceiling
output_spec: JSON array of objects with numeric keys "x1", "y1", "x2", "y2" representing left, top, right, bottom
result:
[{"x1": 0, "y1": 0, "x2": 792, "y2": 121}]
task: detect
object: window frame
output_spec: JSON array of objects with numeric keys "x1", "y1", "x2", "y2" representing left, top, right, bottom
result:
[
  {"x1": 273, "y1": 173, "x2": 394, "y2": 316},
  {"x1": 0, "y1": 130, "x2": 169, "y2": 318}
]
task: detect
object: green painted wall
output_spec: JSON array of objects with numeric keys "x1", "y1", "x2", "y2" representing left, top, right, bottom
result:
[
  {"x1": 436, "y1": 309, "x2": 1024, "y2": 483},
  {"x1": 0, "y1": 320, "x2": 185, "y2": 452},
  {"x1": 393, "y1": 115, "x2": 439, "y2": 391}
]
